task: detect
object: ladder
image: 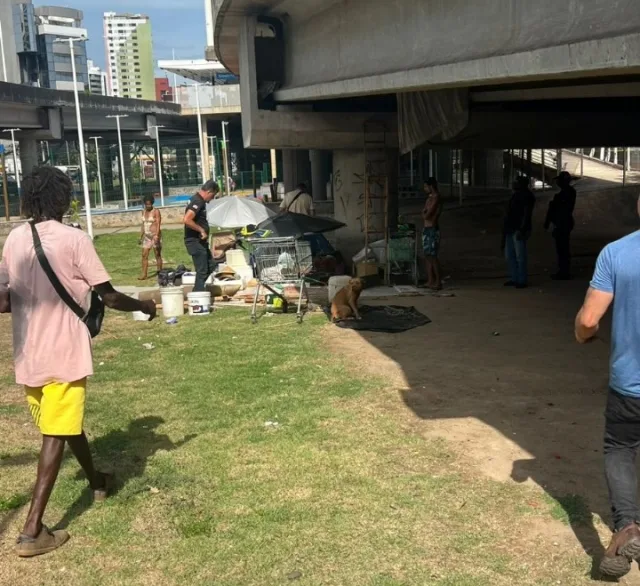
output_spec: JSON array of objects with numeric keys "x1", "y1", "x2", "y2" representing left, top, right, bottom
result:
[{"x1": 363, "y1": 120, "x2": 390, "y2": 285}]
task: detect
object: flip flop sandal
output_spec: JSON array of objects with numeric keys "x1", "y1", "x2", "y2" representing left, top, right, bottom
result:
[
  {"x1": 93, "y1": 472, "x2": 114, "y2": 502},
  {"x1": 15, "y1": 525, "x2": 69, "y2": 557}
]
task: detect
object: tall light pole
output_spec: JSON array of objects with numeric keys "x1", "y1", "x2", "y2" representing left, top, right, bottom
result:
[
  {"x1": 90, "y1": 136, "x2": 104, "y2": 208},
  {"x1": 172, "y1": 48, "x2": 179, "y2": 104},
  {"x1": 221, "y1": 121, "x2": 231, "y2": 196},
  {"x1": 106, "y1": 114, "x2": 129, "y2": 209},
  {"x1": 3, "y1": 128, "x2": 21, "y2": 190},
  {"x1": 194, "y1": 82, "x2": 206, "y2": 183},
  {"x1": 150, "y1": 125, "x2": 165, "y2": 206},
  {"x1": 55, "y1": 36, "x2": 93, "y2": 238},
  {"x1": 209, "y1": 135, "x2": 217, "y2": 181},
  {"x1": 0, "y1": 20, "x2": 7, "y2": 83}
]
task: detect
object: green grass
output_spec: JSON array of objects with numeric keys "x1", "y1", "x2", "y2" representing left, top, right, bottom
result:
[
  {"x1": 93, "y1": 229, "x2": 190, "y2": 286},
  {"x1": 0, "y1": 231, "x2": 604, "y2": 584}
]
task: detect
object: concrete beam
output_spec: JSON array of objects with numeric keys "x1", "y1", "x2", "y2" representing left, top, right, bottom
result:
[
  {"x1": 0, "y1": 82, "x2": 180, "y2": 115},
  {"x1": 274, "y1": 33, "x2": 640, "y2": 102},
  {"x1": 237, "y1": 15, "x2": 397, "y2": 150}
]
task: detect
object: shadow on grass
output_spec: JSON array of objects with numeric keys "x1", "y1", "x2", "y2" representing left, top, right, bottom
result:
[{"x1": 55, "y1": 416, "x2": 196, "y2": 530}]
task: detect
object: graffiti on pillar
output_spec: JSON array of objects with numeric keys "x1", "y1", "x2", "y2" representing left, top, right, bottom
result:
[{"x1": 333, "y1": 169, "x2": 343, "y2": 193}]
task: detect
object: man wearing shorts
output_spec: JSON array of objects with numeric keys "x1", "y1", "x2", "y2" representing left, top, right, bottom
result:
[
  {"x1": 0, "y1": 167, "x2": 156, "y2": 557},
  {"x1": 422, "y1": 177, "x2": 443, "y2": 290}
]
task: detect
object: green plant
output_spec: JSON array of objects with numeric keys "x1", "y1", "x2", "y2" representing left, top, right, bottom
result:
[{"x1": 70, "y1": 199, "x2": 81, "y2": 223}]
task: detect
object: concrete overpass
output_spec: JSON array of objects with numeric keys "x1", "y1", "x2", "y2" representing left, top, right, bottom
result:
[{"x1": 210, "y1": 0, "x2": 640, "y2": 258}]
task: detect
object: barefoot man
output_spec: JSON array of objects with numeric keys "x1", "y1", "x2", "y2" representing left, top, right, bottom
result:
[
  {"x1": 0, "y1": 167, "x2": 156, "y2": 557},
  {"x1": 575, "y1": 197, "x2": 640, "y2": 578},
  {"x1": 139, "y1": 194, "x2": 162, "y2": 280},
  {"x1": 422, "y1": 177, "x2": 443, "y2": 290}
]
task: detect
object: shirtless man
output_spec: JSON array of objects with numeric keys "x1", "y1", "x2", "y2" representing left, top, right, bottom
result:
[
  {"x1": 421, "y1": 177, "x2": 443, "y2": 289},
  {"x1": 138, "y1": 194, "x2": 162, "y2": 280}
]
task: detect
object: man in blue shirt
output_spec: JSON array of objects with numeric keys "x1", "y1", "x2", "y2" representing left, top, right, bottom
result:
[{"x1": 575, "y1": 225, "x2": 640, "y2": 577}]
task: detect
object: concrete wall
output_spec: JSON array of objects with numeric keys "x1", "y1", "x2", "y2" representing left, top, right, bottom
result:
[
  {"x1": 285, "y1": 0, "x2": 637, "y2": 88},
  {"x1": 0, "y1": 1, "x2": 23, "y2": 85}
]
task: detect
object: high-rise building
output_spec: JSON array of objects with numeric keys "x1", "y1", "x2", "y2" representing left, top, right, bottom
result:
[
  {"x1": 34, "y1": 6, "x2": 88, "y2": 91},
  {"x1": 155, "y1": 77, "x2": 173, "y2": 102},
  {"x1": 103, "y1": 12, "x2": 154, "y2": 100},
  {"x1": 88, "y1": 59, "x2": 107, "y2": 95},
  {"x1": 0, "y1": 0, "x2": 38, "y2": 85}
]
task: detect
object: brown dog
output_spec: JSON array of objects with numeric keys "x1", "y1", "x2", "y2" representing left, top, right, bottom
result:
[{"x1": 331, "y1": 278, "x2": 364, "y2": 321}]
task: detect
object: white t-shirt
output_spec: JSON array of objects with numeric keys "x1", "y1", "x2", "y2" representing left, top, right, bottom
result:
[{"x1": 280, "y1": 190, "x2": 315, "y2": 215}]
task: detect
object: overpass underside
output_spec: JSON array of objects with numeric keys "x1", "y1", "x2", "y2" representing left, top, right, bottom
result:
[{"x1": 211, "y1": 0, "x2": 640, "y2": 258}]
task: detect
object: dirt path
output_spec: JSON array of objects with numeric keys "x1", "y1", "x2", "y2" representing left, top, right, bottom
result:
[{"x1": 323, "y1": 278, "x2": 640, "y2": 584}]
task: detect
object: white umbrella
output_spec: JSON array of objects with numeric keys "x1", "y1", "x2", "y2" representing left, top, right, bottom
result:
[{"x1": 206, "y1": 196, "x2": 275, "y2": 228}]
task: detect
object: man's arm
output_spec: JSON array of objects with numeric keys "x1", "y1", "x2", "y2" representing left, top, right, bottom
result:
[
  {"x1": 575, "y1": 287, "x2": 613, "y2": 343},
  {"x1": 154, "y1": 209, "x2": 162, "y2": 239},
  {"x1": 94, "y1": 281, "x2": 156, "y2": 319},
  {"x1": 183, "y1": 209, "x2": 207, "y2": 240}
]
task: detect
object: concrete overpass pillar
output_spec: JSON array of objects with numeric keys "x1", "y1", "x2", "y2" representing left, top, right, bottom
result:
[
  {"x1": 19, "y1": 137, "x2": 39, "y2": 179},
  {"x1": 310, "y1": 150, "x2": 331, "y2": 201},
  {"x1": 332, "y1": 149, "x2": 365, "y2": 264},
  {"x1": 282, "y1": 149, "x2": 310, "y2": 192}
]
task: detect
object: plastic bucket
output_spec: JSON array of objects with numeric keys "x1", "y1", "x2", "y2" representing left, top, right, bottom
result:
[
  {"x1": 187, "y1": 291, "x2": 212, "y2": 316},
  {"x1": 160, "y1": 286, "x2": 185, "y2": 318},
  {"x1": 328, "y1": 276, "x2": 352, "y2": 302},
  {"x1": 132, "y1": 310, "x2": 150, "y2": 321}
]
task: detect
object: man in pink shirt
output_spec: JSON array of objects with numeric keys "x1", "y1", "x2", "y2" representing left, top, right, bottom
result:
[{"x1": 0, "y1": 167, "x2": 156, "y2": 557}]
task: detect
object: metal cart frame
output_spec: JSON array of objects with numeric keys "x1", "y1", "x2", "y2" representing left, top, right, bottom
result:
[{"x1": 249, "y1": 236, "x2": 313, "y2": 324}]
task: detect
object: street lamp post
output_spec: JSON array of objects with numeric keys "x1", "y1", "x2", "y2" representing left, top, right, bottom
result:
[
  {"x1": 209, "y1": 135, "x2": 217, "y2": 181},
  {"x1": 194, "y1": 82, "x2": 206, "y2": 183},
  {"x1": 90, "y1": 136, "x2": 104, "y2": 208},
  {"x1": 150, "y1": 125, "x2": 165, "y2": 206},
  {"x1": 221, "y1": 121, "x2": 231, "y2": 196},
  {"x1": 55, "y1": 36, "x2": 93, "y2": 238},
  {"x1": 2, "y1": 128, "x2": 21, "y2": 190},
  {"x1": 106, "y1": 114, "x2": 129, "y2": 209},
  {"x1": 0, "y1": 20, "x2": 7, "y2": 83}
]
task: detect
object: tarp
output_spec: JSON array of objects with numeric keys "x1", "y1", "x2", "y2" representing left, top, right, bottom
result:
[
  {"x1": 326, "y1": 305, "x2": 431, "y2": 333},
  {"x1": 397, "y1": 88, "x2": 469, "y2": 154}
]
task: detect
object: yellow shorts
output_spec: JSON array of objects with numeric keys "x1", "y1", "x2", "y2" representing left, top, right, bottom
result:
[{"x1": 24, "y1": 379, "x2": 86, "y2": 436}]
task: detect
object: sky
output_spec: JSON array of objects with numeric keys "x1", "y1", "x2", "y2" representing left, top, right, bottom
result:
[{"x1": 59, "y1": 0, "x2": 207, "y2": 75}]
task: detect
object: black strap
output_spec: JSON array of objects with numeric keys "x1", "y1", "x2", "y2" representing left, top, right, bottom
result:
[
  {"x1": 286, "y1": 190, "x2": 304, "y2": 211},
  {"x1": 30, "y1": 222, "x2": 86, "y2": 321}
]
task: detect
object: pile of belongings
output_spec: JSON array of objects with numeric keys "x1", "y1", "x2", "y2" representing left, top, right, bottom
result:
[{"x1": 157, "y1": 264, "x2": 189, "y2": 287}]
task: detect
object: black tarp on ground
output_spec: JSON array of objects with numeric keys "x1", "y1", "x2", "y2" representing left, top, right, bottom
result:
[{"x1": 325, "y1": 305, "x2": 431, "y2": 333}]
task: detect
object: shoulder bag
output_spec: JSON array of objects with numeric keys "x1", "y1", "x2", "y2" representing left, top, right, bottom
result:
[{"x1": 30, "y1": 222, "x2": 104, "y2": 338}]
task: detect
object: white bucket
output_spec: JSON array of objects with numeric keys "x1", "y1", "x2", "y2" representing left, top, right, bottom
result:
[
  {"x1": 133, "y1": 310, "x2": 150, "y2": 321},
  {"x1": 160, "y1": 286, "x2": 185, "y2": 318},
  {"x1": 181, "y1": 272, "x2": 196, "y2": 286},
  {"x1": 226, "y1": 249, "x2": 249, "y2": 267},
  {"x1": 328, "y1": 275, "x2": 352, "y2": 302},
  {"x1": 187, "y1": 291, "x2": 212, "y2": 316}
]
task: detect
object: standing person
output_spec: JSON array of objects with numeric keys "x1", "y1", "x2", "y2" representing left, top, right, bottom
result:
[
  {"x1": 280, "y1": 182, "x2": 315, "y2": 216},
  {"x1": 575, "y1": 205, "x2": 640, "y2": 578},
  {"x1": 183, "y1": 180, "x2": 220, "y2": 292},
  {"x1": 0, "y1": 167, "x2": 156, "y2": 557},
  {"x1": 421, "y1": 177, "x2": 443, "y2": 290},
  {"x1": 502, "y1": 176, "x2": 535, "y2": 289},
  {"x1": 138, "y1": 193, "x2": 162, "y2": 281},
  {"x1": 544, "y1": 171, "x2": 577, "y2": 280}
]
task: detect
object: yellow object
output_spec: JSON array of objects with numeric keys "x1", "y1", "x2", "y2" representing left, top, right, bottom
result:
[
  {"x1": 355, "y1": 261, "x2": 378, "y2": 278},
  {"x1": 25, "y1": 379, "x2": 86, "y2": 436}
]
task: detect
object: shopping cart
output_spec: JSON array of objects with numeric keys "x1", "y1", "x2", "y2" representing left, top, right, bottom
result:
[{"x1": 248, "y1": 236, "x2": 313, "y2": 323}]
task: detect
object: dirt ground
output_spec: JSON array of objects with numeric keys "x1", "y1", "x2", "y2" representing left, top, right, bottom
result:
[{"x1": 324, "y1": 196, "x2": 640, "y2": 583}]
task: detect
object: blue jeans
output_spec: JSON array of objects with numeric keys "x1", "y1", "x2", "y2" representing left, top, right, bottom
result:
[{"x1": 505, "y1": 233, "x2": 528, "y2": 285}]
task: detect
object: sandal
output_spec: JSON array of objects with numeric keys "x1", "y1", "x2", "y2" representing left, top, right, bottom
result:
[
  {"x1": 15, "y1": 525, "x2": 69, "y2": 557},
  {"x1": 93, "y1": 472, "x2": 114, "y2": 502}
]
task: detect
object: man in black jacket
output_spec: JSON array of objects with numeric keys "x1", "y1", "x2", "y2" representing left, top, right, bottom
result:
[
  {"x1": 183, "y1": 180, "x2": 220, "y2": 292},
  {"x1": 502, "y1": 176, "x2": 536, "y2": 288},
  {"x1": 545, "y1": 171, "x2": 577, "y2": 280}
]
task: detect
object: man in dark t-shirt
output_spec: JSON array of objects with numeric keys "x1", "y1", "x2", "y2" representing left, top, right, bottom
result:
[
  {"x1": 183, "y1": 180, "x2": 220, "y2": 292},
  {"x1": 545, "y1": 171, "x2": 577, "y2": 280}
]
